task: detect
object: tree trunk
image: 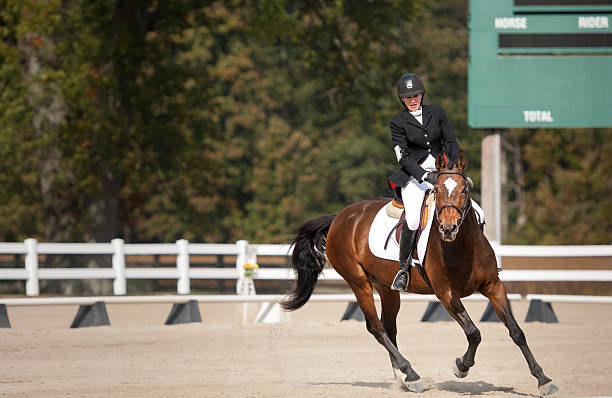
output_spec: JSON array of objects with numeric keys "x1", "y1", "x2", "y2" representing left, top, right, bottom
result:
[{"x1": 20, "y1": 32, "x2": 118, "y2": 295}]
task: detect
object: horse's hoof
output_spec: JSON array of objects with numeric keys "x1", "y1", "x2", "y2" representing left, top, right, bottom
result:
[
  {"x1": 404, "y1": 378, "x2": 425, "y2": 393},
  {"x1": 452, "y1": 359, "x2": 469, "y2": 378},
  {"x1": 538, "y1": 381, "x2": 559, "y2": 396}
]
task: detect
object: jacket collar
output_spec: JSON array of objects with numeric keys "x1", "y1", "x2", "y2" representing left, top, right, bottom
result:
[
  {"x1": 403, "y1": 105, "x2": 432, "y2": 130},
  {"x1": 422, "y1": 105, "x2": 432, "y2": 127}
]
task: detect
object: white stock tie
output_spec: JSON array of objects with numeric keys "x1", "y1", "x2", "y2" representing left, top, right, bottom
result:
[{"x1": 410, "y1": 108, "x2": 423, "y2": 125}]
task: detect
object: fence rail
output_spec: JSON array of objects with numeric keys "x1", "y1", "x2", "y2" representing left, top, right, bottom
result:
[{"x1": 0, "y1": 239, "x2": 610, "y2": 296}]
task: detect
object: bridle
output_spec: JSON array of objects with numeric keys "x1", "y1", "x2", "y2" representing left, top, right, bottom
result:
[{"x1": 433, "y1": 170, "x2": 472, "y2": 228}]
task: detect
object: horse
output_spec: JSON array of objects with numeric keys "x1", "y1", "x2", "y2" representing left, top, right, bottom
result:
[{"x1": 281, "y1": 150, "x2": 558, "y2": 396}]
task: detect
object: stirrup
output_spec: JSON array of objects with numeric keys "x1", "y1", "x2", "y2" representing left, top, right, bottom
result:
[
  {"x1": 391, "y1": 271, "x2": 408, "y2": 291},
  {"x1": 391, "y1": 260, "x2": 411, "y2": 291}
]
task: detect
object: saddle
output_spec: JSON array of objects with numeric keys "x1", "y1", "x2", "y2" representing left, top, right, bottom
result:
[{"x1": 384, "y1": 188, "x2": 434, "y2": 250}]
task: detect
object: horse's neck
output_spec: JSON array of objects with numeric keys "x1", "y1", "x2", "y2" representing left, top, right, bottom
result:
[{"x1": 461, "y1": 208, "x2": 481, "y2": 239}]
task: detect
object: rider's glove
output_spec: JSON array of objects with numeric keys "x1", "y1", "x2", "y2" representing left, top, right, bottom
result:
[{"x1": 421, "y1": 172, "x2": 437, "y2": 185}]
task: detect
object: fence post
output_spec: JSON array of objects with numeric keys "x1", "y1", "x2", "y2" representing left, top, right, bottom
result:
[
  {"x1": 24, "y1": 238, "x2": 39, "y2": 296},
  {"x1": 176, "y1": 239, "x2": 190, "y2": 294},
  {"x1": 112, "y1": 238, "x2": 126, "y2": 295},
  {"x1": 236, "y1": 240, "x2": 249, "y2": 324},
  {"x1": 491, "y1": 240, "x2": 502, "y2": 270},
  {"x1": 235, "y1": 240, "x2": 248, "y2": 294}
]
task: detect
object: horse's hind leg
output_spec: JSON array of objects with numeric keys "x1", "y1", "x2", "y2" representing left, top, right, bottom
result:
[
  {"x1": 482, "y1": 280, "x2": 559, "y2": 396},
  {"x1": 438, "y1": 295, "x2": 481, "y2": 378},
  {"x1": 346, "y1": 278, "x2": 423, "y2": 392}
]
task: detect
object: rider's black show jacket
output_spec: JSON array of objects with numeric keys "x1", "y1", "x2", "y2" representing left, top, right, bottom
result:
[{"x1": 387, "y1": 104, "x2": 460, "y2": 189}]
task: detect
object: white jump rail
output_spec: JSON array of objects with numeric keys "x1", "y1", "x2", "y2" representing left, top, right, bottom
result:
[{"x1": 0, "y1": 239, "x2": 610, "y2": 296}]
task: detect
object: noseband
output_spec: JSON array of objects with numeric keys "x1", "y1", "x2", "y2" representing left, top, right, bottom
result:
[{"x1": 434, "y1": 170, "x2": 472, "y2": 227}]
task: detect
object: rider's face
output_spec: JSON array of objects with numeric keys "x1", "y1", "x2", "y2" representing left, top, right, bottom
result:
[{"x1": 402, "y1": 93, "x2": 422, "y2": 112}]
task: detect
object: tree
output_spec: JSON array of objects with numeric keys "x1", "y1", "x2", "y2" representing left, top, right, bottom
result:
[
  {"x1": 505, "y1": 130, "x2": 611, "y2": 244},
  {"x1": 178, "y1": 0, "x2": 425, "y2": 242},
  {"x1": 1, "y1": 0, "x2": 214, "y2": 293},
  {"x1": 3, "y1": 0, "x2": 605, "y2": 265},
  {"x1": 0, "y1": 2, "x2": 43, "y2": 241}
]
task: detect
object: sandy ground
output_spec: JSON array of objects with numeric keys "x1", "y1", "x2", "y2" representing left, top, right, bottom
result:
[{"x1": 1, "y1": 299, "x2": 611, "y2": 398}]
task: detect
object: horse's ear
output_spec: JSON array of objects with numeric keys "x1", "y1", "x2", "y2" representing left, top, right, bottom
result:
[
  {"x1": 457, "y1": 150, "x2": 467, "y2": 171},
  {"x1": 435, "y1": 153, "x2": 446, "y2": 170}
]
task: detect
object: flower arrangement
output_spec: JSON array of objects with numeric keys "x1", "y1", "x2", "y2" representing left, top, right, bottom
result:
[{"x1": 243, "y1": 262, "x2": 259, "y2": 277}]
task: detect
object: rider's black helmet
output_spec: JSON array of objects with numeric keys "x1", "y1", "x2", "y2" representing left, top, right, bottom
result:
[{"x1": 396, "y1": 73, "x2": 425, "y2": 106}]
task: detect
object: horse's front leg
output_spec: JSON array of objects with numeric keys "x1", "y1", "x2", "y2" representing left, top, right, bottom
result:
[
  {"x1": 438, "y1": 294, "x2": 481, "y2": 378},
  {"x1": 482, "y1": 280, "x2": 559, "y2": 396},
  {"x1": 347, "y1": 278, "x2": 424, "y2": 392}
]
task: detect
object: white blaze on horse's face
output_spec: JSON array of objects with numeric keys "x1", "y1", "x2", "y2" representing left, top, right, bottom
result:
[
  {"x1": 443, "y1": 178, "x2": 457, "y2": 196},
  {"x1": 437, "y1": 175, "x2": 464, "y2": 242}
]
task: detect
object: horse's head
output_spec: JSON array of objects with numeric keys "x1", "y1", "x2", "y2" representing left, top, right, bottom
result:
[{"x1": 433, "y1": 150, "x2": 472, "y2": 242}]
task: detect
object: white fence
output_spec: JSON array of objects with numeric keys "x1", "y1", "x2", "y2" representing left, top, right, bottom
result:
[{"x1": 0, "y1": 239, "x2": 611, "y2": 297}]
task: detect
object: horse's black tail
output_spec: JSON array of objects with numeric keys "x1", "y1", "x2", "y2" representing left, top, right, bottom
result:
[{"x1": 281, "y1": 214, "x2": 336, "y2": 311}]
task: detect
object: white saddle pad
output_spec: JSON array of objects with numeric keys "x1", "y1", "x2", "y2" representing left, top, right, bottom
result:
[{"x1": 368, "y1": 197, "x2": 435, "y2": 264}]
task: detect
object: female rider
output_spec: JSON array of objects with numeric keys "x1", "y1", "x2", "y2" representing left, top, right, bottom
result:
[{"x1": 387, "y1": 73, "x2": 484, "y2": 291}]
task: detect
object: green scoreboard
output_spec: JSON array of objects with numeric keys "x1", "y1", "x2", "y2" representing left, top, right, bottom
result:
[{"x1": 468, "y1": 0, "x2": 612, "y2": 128}]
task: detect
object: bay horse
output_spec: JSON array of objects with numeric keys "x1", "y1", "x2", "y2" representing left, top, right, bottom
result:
[{"x1": 281, "y1": 150, "x2": 558, "y2": 396}]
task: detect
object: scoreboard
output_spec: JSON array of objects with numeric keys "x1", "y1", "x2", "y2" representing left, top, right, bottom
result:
[{"x1": 468, "y1": 0, "x2": 612, "y2": 128}]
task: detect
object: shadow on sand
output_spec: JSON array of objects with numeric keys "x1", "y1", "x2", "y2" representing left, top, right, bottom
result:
[
  {"x1": 435, "y1": 380, "x2": 536, "y2": 397},
  {"x1": 309, "y1": 381, "x2": 393, "y2": 389},
  {"x1": 311, "y1": 379, "x2": 538, "y2": 396}
]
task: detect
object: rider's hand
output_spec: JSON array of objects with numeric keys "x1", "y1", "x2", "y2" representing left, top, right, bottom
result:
[{"x1": 422, "y1": 172, "x2": 437, "y2": 185}]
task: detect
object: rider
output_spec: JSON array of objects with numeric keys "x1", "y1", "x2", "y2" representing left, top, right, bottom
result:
[{"x1": 387, "y1": 73, "x2": 484, "y2": 291}]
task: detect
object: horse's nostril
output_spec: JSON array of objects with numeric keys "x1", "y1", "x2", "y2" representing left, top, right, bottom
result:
[
  {"x1": 439, "y1": 225, "x2": 445, "y2": 234},
  {"x1": 451, "y1": 224, "x2": 458, "y2": 232}
]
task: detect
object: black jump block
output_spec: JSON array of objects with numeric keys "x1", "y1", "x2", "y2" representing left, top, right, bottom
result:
[
  {"x1": 341, "y1": 301, "x2": 365, "y2": 322},
  {"x1": 0, "y1": 304, "x2": 10, "y2": 328},
  {"x1": 421, "y1": 301, "x2": 454, "y2": 322},
  {"x1": 480, "y1": 302, "x2": 502, "y2": 322},
  {"x1": 525, "y1": 299, "x2": 558, "y2": 323},
  {"x1": 165, "y1": 300, "x2": 202, "y2": 325},
  {"x1": 70, "y1": 301, "x2": 111, "y2": 328}
]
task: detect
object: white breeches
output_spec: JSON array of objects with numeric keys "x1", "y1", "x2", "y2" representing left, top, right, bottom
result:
[{"x1": 400, "y1": 178, "x2": 485, "y2": 231}]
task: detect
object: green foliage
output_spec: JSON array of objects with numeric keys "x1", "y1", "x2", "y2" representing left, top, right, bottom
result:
[
  {"x1": 1, "y1": 0, "x2": 212, "y2": 242},
  {"x1": 505, "y1": 130, "x2": 611, "y2": 244},
  {"x1": 0, "y1": 0, "x2": 608, "y2": 246},
  {"x1": 0, "y1": 1, "x2": 42, "y2": 240}
]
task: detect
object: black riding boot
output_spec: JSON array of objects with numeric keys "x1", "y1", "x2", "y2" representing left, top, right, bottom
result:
[{"x1": 391, "y1": 223, "x2": 417, "y2": 291}]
